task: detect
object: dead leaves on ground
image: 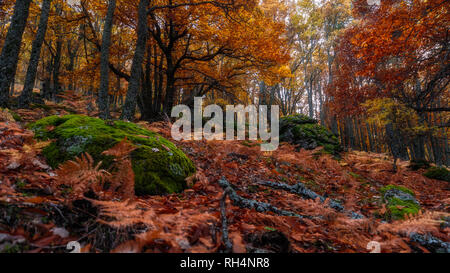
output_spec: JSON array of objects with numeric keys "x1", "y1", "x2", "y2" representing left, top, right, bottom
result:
[{"x1": 0, "y1": 119, "x2": 449, "y2": 253}]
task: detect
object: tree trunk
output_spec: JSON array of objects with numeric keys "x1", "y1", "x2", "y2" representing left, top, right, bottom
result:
[
  {"x1": 98, "y1": 0, "x2": 117, "y2": 119},
  {"x1": 19, "y1": 0, "x2": 52, "y2": 108},
  {"x1": 386, "y1": 123, "x2": 402, "y2": 172},
  {"x1": 308, "y1": 78, "x2": 314, "y2": 119},
  {"x1": 52, "y1": 39, "x2": 62, "y2": 100},
  {"x1": 121, "y1": 0, "x2": 149, "y2": 120},
  {"x1": 139, "y1": 44, "x2": 154, "y2": 120},
  {"x1": 162, "y1": 61, "x2": 176, "y2": 115},
  {"x1": 0, "y1": 0, "x2": 32, "y2": 107}
]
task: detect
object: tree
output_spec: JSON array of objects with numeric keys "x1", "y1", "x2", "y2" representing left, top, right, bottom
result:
[
  {"x1": 121, "y1": 0, "x2": 149, "y2": 121},
  {"x1": 0, "y1": 0, "x2": 32, "y2": 107},
  {"x1": 328, "y1": 0, "x2": 450, "y2": 164},
  {"x1": 19, "y1": 0, "x2": 52, "y2": 108},
  {"x1": 98, "y1": 0, "x2": 117, "y2": 119}
]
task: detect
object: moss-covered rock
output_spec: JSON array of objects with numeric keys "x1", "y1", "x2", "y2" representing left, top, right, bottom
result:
[
  {"x1": 29, "y1": 115, "x2": 196, "y2": 196},
  {"x1": 424, "y1": 167, "x2": 450, "y2": 182},
  {"x1": 408, "y1": 160, "x2": 431, "y2": 171},
  {"x1": 380, "y1": 185, "x2": 421, "y2": 220},
  {"x1": 280, "y1": 114, "x2": 342, "y2": 155}
]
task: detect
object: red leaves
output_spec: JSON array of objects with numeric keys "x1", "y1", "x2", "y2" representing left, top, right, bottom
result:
[{"x1": 329, "y1": 0, "x2": 449, "y2": 116}]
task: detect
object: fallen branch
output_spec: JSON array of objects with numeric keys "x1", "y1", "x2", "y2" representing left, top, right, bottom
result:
[
  {"x1": 220, "y1": 191, "x2": 233, "y2": 253},
  {"x1": 258, "y1": 180, "x2": 364, "y2": 219},
  {"x1": 218, "y1": 178, "x2": 311, "y2": 219}
]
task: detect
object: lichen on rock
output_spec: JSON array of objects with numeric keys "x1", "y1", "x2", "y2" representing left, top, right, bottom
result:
[
  {"x1": 380, "y1": 185, "x2": 421, "y2": 220},
  {"x1": 29, "y1": 115, "x2": 196, "y2": 196},
  {"x1": 279, "y1": 114, "x2": 342, "y2": 155}
]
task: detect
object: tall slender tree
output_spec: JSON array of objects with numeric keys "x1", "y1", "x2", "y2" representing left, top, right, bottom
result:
[
  {"x1": 19, "y1": 0, "x2": 52, "y2": 108},
  {"x1": 121, "y1": 0, "x2": 150, "y2": 120},
  {"x1": 0, "y1": 0, "x2": 32, "y2": 107},
  {"x1": 98, "y1": 0, "x2": 117, "y2": 119}
]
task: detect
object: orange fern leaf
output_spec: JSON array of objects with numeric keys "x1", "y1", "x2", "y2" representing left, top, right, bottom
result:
[{"x1": 55, "y1": 153, "x2": 110, "y2": 201}]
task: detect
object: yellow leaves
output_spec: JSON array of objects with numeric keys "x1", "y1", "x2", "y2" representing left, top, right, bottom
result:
[{"x1": 362, "y1": 98, "x2": 432, "y2": 137}]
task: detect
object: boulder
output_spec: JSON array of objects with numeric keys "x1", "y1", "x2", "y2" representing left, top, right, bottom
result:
[
  {"x1": 280, "y1": 114, "x2": 342, "y2": 155},
  {"x1": 380, "y1": 185, "x2": 421, "y2": 220},
  {"x1": 29, "y1": 115, "x2": 196, "y2": 196}
]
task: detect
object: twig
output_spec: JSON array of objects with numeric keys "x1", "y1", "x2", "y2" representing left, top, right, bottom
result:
[{"x1": 48, "y1": 203, "x2": 68, "y2": 223}]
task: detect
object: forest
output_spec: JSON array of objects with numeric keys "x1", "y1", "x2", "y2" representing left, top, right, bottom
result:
[{"x1": 0, "y1": 0, "x2": 448, "y2": 254}]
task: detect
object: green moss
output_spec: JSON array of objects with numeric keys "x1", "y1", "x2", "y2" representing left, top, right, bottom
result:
[
  {"x1": 30, "y1": 103, "x2": 52, "y2": 111},
  {"x1": 280, "y1": 115, "x2": 342, "y2": 155},
  {"x1": 349, "y1": 172, "x2": 366, "y2": 182},
  {"x1": 385, "y1": 198, "x2": 421, "y2": 221},
  {"x1": 380, "y1": 185, "x2": 415, "y2": 197},
  {"x1": 408, "y1": 160, "x2": 431, "y2": 171},
  {"x1": 424, "y1": 167, "x2": 450, "y2": 182},
  {"x1": 380, "y1": 185, "x2": 420, "y2": 220},
  {"x1": 29, "y1": 115, "x2": 195, "y2": 196},
  {"x1": 7, "y1": 110, "x2": 22, "y2": 122},
  {"x1": 281, "y1": 114, "x2": 317, "y2": 125},
  {"x1": 0, "y1": 108, "x2": 22, "y2": 122}
]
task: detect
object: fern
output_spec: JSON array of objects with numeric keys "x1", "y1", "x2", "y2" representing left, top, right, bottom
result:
[
  {"x1": 102, "y1": 138, "x2": 136, "y2": 199},
  {"x1": 55, "y1": 153, "x2": 110, "y2": 201}
]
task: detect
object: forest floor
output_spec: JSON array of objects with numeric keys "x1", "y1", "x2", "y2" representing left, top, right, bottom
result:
[{"x1": 0, "y1": 96, "x2": 449, "y2": 253}]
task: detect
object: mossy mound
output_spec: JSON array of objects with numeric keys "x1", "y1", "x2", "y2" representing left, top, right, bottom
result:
[
  {"x1": 408, "y1": 160, "x2": 431, "y2": 171},
  {"x1": 29, "y1": 115, "x2": 196, "y2": 196},
  {"x1": 280, "y1": 114, "x2": 342, "y2": 155},
  {"x1": 380, "y1": 185, "x2": 421, "y2": 221},
  {"x1": 424, "y1": 167, "x2": 450, "y2": 182}
]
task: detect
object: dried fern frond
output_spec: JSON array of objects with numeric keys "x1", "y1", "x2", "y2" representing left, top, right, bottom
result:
[
  {"x1": 55, "y1": 153, "x2": 110, "y2": 201},
  {"x1": 91, "y1": 199, "x2": 158, "y2": 229},
  {"x1": 102, "y1": 139, "x2": 136, "y2": 199},
  {"x1": 102, "y1": 138, "x2": 137, "y2": 160},
  {"x1": 111, "y1": 158, "x2": 135, "y2": 199},
  {"x1": 377, "y1": 211, "x2": 449, "y2": 236}
]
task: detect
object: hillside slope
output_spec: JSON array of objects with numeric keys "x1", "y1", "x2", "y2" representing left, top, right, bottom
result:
[{"x1": 0, "y1": 110, "x2": 448, "y2": 253}]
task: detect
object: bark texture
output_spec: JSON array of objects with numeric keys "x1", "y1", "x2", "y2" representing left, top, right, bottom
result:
[
  {"x1": 98, "y1": 0, "x2": 117, "y2": 119},
  {"x1": 19, "y1": 0, "x2": 52, "y2": 107},
  {"x1": 0, "y1": 0, "x2": 32, "y2": 107},
  {"x1": 121, "y1": 0, "x2": 150, "y2": 120}
]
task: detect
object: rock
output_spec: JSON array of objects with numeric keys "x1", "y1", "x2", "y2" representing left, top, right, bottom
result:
[
  {"x1": 246, "y1": 231, "x2": 291, "y2": 253},
  {"x1": 424, "y1": 167, "x2": 450, "y2": 182},
  {"x1": 408, "y1": 160, "x2": 431, "y2": 171},
  {"x1": 280, "y1": 114, "x2": 342, "y2": 155},
  {"x1": 29, "y1": 115, "x2": 196, "y2": 195},
  {"x1": 409, "y1": 233, "x2": 450, "y2": 253},
  {"x1": 380, "y1": 185, "x2": 421, "y2": 220}
]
